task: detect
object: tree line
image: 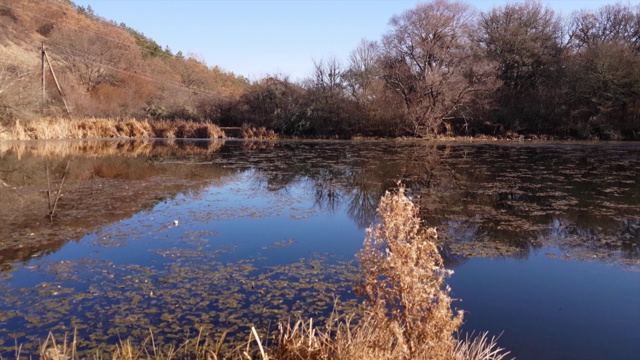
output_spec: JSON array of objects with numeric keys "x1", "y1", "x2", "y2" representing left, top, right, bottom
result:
[
  {"x1": 1, "y1": 0, "x2": 639, "y2": 140},
  {"x1": 220, "y1": 0, "x2": 638, "y2": 140}
]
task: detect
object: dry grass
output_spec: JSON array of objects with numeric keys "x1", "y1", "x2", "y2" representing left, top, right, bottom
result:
[
  {"x1": 33, "y1": 328, "x2": 270, "y2": 360},
  {"x1": 240, "y1": 124, "x2": 277, "y2": 139},
  {"x1": 356, "y1": 185, "x2": 463, "y2": 359},
  {"x1": 3, "y1": 118, "x2": 226, "y2": 140}
]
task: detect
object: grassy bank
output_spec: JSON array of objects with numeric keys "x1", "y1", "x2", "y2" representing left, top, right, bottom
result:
[
  {"x1": 0, "y1": 118, "x2": 226, "y2": 140},
  {"x1": 15, "y1": 187, "x2": 509, "y2": 360}
]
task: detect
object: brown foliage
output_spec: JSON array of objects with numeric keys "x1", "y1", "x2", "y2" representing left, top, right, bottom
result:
[
  {"x1": 240, "y1": 124, "x2": 277, "y2": 139},
  {"x1": 357, "y1": 185, "x2": 463, "y2": 358},
  {"x1": 5, "y1": 118, "x2": 225, "y2": 140}
]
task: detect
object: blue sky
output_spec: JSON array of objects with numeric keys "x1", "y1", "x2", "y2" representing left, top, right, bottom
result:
[{"x1": 72, "y1": 0, "x2": 626, "y2": 81}]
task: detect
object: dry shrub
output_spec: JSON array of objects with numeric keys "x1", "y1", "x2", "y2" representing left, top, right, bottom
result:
[
  {"x1": 115, "y1": 119, "x2": 152, "y2": 138},
  {"x1": 240, "y1": 123, "x2": 277, "y2": 139},
  {"x1": 149, "y1": 120, "x2": 176, "y2": 138},
  {"x1": 356, "y1": 185, "x2": 463, "y2": 359},
  {"x1": 274, "y1": 185, "x2": 509, "y2": 360},
  {"x1": 156, "y1": 120, "x2": 225, "y2": 139},
  {"x1": 0, "y1": 64, "x2": 39, "y2": 123},
  {"x1": 174, "y1": 121, "x2": 226, "y2": 139}
]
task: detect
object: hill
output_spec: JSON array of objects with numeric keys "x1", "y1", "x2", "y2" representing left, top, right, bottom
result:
[{"x1": 0, "y1": 0, "x2": 250, "y2": 124}]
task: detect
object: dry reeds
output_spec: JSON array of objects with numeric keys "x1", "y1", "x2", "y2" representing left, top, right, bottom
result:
[
  {"x1": 5, "y1": 118, "x2": 226, "y2": 140},
  {"x1": 240, "y1": 124, "x2": 277, "y2": 140},
  {"x1": 37, "y1": 328, "x2": 269, "y2": 360}
]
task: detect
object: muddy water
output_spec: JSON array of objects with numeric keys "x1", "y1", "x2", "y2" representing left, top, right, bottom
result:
[{"x1": 0, "y1": 139, "x2": 638, "y2": 359}]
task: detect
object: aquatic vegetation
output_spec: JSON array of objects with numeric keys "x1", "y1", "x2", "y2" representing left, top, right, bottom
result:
[{"x1": 1, "y1": 140, "x2": 638, "y2": 359}]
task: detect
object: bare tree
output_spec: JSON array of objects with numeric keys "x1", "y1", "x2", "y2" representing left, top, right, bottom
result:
[
  {"x1": 0, "y1": 65, "x2": 37, "y2": 123},
  {"x1": 565, "y1": 11, "x2": 640, "y2": 139},
  {"x1": 344, "y1": 39, "x2": 381, "y2": 103},
  {"x1": 479, "y1": 0, "x2": 563, "y2": 92},
  {"x1": 312, "y1": 57, "x2": 344, "y2": 94},
  {"x1": 380, "y1": 0, "x2": 483, "y2": 137},
  {"x1": 569, "y1": 3, "x2": 640, "y2": 53}
]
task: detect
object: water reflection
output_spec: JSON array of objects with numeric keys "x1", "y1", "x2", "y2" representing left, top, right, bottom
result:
[
  {"x1": 1, "y1": 139, "x2": 639, "y2": 358},
  {"x1": 1, "y1": 140, "x2": 638, "y2": 269},
  {"x1": 225, "y1": 141, "x2": 639, "y2": 266},
  {"x1": 0, "y1": 140, "x2": 235, "y2": 269}
]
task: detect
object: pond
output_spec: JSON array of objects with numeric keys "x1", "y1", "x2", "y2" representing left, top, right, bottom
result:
[{"x1": 0, "y1": 139, "x2": 638, "y2": 359}]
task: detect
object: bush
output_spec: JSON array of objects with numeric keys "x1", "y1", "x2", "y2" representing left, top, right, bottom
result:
[{"x1": 356, "y1": 185, "x2": 463, "y2": 359}]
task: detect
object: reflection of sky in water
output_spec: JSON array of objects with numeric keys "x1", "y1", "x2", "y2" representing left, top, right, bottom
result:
[
  {"x1": 1, "y1": 170, "x2": 366, "y2": 356},
  {"x1": 449, "y1": 250, "x2": 640, "y2": 360}
]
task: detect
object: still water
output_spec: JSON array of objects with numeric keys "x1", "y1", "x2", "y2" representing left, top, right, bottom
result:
[{"x1": 0, "y1": 139, "x2": 638, "y2": 359}]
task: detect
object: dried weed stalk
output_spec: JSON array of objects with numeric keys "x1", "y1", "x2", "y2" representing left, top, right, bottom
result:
[{"x1": 357, "y1": 185, "x2": 463, "y2": 359}]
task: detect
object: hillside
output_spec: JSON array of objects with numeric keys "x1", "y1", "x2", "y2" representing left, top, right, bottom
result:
[
  {"x1": 1, "y1": 0, "x2": 639, "y2": 140},
  {"x1": 0, "y1": 0, "x2": 250, "y2": 123}
]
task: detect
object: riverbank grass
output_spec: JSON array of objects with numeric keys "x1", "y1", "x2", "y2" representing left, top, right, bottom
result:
[{"x1": 2, "y1": 118, "x2": 226, "y2": 140}]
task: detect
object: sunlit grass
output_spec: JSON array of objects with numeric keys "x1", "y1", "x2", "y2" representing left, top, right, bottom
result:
[{"x1": 4, "y1": 118, "x2": 226, "y2": 140}]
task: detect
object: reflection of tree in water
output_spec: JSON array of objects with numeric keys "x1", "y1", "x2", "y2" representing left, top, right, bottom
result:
[
  {"x1": 234, "y1": 141, "x2": 640, "y2": 266},
  {"x1": 345, "y1": 172, "x2": 381, "y2": 229},
  {"x1": 0, "y1": 140, "x2": 237, "y2": 270},
  {"x1": 311, "y1": 170, "x2": 342, "y2": 214},
  {"x1": 545, "y1": 216, "x2": 640, "y2": 261}
]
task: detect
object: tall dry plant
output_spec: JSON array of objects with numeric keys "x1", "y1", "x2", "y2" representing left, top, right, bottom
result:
[{"x1": 357, "y1": 185, "x2": 463, "y2": 359}]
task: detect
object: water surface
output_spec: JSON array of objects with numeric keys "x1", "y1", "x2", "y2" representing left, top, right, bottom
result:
[{"x1": 0, "y1": 139, "x2": 638, "y2": 359}]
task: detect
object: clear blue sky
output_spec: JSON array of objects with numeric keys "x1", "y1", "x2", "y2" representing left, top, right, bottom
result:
[{"x1": 72, "y1": 0, "x2": 626, "y2": 81}]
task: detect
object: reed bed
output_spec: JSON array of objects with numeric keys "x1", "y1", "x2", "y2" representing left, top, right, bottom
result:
[
  {"x1": 3, "y1": 118, "x2": 226, "y2": 141},
  {"x1": 240, "y1": 124, "x2": 277, "y2": 140}
]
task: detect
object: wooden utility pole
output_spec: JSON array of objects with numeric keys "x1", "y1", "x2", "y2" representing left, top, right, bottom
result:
[
  {"x1": 41, "y1": 42, "x2": 46, "y2": 107},
  {"x1": 40, "y1": 42, "x2": 71, "y2": 116},
  {"x1": 43, "y1": 50, "x2": 71, "y2": 116}
]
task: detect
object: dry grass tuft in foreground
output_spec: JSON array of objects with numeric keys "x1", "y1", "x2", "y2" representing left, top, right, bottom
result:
[
  {"x1": 30, "y1": 185, "x2": 509, "y2": 360},
  {"x1": 356, "y1": 185, "x2": 464, "y2": 359},
  {"x1": 3, "y1": 118, "x2": 225, "y2": 140},
  {"x1": 275, "y1": 185, "x2": 510, "y2": 360}
]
